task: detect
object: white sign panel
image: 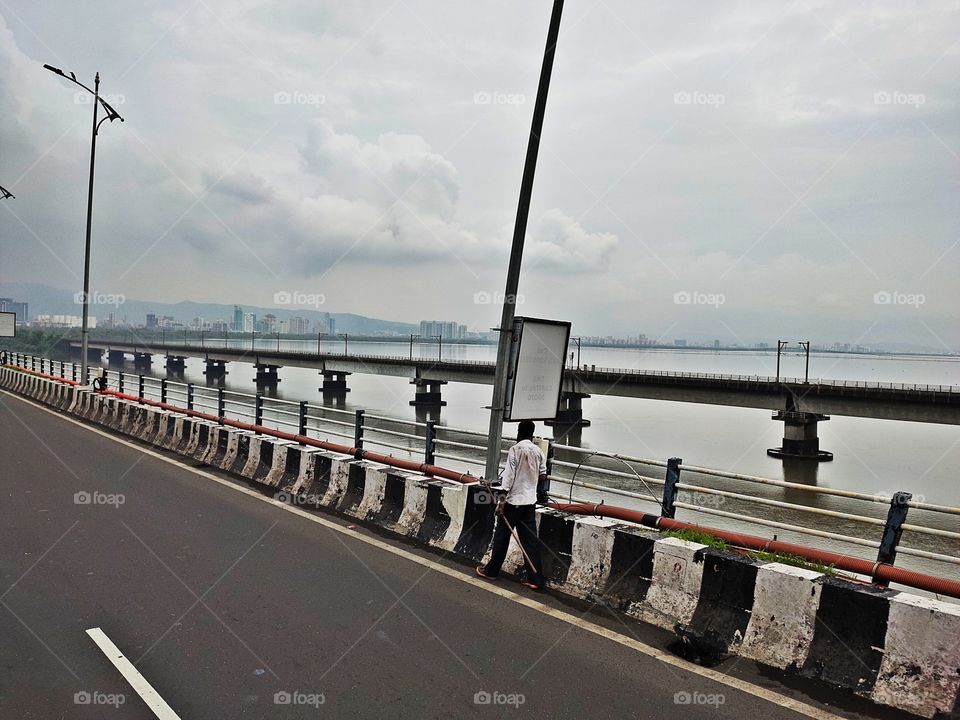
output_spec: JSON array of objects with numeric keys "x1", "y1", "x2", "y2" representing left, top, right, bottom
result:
[
  {"x1": 0, "y1": 311, "x2": 15, "y2": 337},
  {"x1": 504, "y1": 317, "x2": 570, "y2": 421}
]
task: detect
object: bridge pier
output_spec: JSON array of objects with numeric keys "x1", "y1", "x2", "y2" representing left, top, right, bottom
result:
[
  {"x1": 133, "y1": 352, "x2": 152, "y2": 369},
  {"x1": 545, "y1": 391, "x2": 591, "y2": 445},
  {"x1": 320, "y1": 371, "x2": 351, "y2": 399},
  {"x1": 107, "y1": 349, "x2": 126, "y2": 366},
  {"x1": 254, "y1": 364, "x2": 281, "y2": 389},
  {"x1": 767, "y1": 411, "x2": 833, "y2": 462},
  {"x1": 203, "y1": 359, "x2": 228, "y2": 379},
  {"x1": 410, "y1": 379, "x2": 447, "y2": 408},
  {"x1": 165, "y1": 355, "x2": 186, "y2": 379}
]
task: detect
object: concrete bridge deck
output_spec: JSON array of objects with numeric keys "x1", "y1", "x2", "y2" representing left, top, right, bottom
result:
[
  {"x1": 0, "y1": 388, "x2": 912, "y2": 719},
  {"x1": 75, "y1": 340, "x2": 960, "y2": 424}
]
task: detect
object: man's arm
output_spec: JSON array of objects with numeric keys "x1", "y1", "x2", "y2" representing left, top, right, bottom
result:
[{"x1": 496, "y1": 446, "x2": 518, "y2": 514}]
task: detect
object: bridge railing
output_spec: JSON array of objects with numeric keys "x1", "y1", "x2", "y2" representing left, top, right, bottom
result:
[
  {"x1": 74, "y1": 337, "x2": 960, "y2": 393},
  {"x1": 7, "y1": 351, "x2": 959, "y2": 588}
]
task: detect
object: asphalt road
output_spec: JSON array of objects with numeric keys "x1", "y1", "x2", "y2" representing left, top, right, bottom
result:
[{"x1": 0, "y1": 389, "x2": 911, "y2": 719}]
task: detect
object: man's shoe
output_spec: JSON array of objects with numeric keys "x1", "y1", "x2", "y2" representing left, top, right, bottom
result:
[
  {"x1": 476, "y1": 566, "x2": 497, "y2": 581},
  {"x1": 522, "y1": 580, "x2": 542, "y2": 591}
]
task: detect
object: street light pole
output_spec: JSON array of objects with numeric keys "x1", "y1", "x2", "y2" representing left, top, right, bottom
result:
[
  {"x1": 483, "y1": 0, "x2": 565, "y2": 483},
  {"x1": 432, "y1": 335, "x2": 442, "y2": 362},
  {"x1": 43, "y1": 64, "x2": 124, "y2": 384},
  {"x1": 799, "y1": 340, "x2": 810, "y2": 383},
  {"x1": 339, "y1": 333, "x2": 348, "y2": 355},
  {"x1": 776, "y1": 340, "x2": 788, "y2": 383},
  {"x1": 409, "y1": 333, "x2": 420, "y2": 360}
]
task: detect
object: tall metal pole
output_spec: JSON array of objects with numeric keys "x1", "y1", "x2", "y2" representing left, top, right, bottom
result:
[
  {"x1": 483, "y1": 0, "x2": 565, "y2": 483},
  {"x1": 801, "y1": 340, "x2": 810, "y2": 383},
  {"x1": 80, "y1": 73, "x2": 100, "y2": 385}
]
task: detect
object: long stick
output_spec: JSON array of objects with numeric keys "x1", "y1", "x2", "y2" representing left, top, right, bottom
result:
[{"x1": 499, "y1": 511, "x2": 539, "y2": 575}]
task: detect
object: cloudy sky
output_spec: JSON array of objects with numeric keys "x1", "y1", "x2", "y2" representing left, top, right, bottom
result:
[{"x1": 0, "y1": 1, "x2": 957, "y2": 348}]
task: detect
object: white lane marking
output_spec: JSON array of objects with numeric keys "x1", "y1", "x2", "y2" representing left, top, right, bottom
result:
[
  {"x1": 6, "y1": 390, "x2": 844, "y2": 720},
  {"x1": 85, "y1": 627, "x2": 181, "y2": 719}
]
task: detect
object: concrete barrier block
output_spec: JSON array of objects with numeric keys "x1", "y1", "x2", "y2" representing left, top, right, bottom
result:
[
  {"x1": 799, "y1": 577, "x2": 896, "y2": 695},
  {"x1": 675, "y1": 549, "x2": 764, "y2": 661},
  {"x1": 453, "y1": 485, "x2": 497, "y2": 563},
  {"x1": 871, "y1": 592, "x2": 960, "y2": 718},
  {"x1": 565, "y1": 516, "x2": 620, "y2": 599},
  {"x1": 604, "y1": 524, "x2": 658, "y2": 611},
  {"x1": 638, "y1": 536, "x2": 707, "y2": 630},
  {"x1": 396, "y1": 475, "x2": 429, "y2": 538},
  {"x1": 356, "y1": 465, "x2": 388, "y2": 520},
  {"x1": 320, "y1": 456, "x2": 352, "y2": 508},
  {"x1": 370, "y1": 470, "x2": 413, "y2": 532},
  {"x1": 740, "y1": 563, "x2": 823, "y2": 670}
]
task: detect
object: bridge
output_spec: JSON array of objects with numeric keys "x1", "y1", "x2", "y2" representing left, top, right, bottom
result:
[{"x1": 70, "y1": 340, "x2": 960, "y2": 460}]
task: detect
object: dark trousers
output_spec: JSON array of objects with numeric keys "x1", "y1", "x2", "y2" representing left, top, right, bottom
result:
[{"x1": 483, "y1": 503, "x2": 543, "y2": 585}]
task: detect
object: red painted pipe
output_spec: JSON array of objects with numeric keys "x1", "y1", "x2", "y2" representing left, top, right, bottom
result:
[
  {"x1": 3, "y1": 365, "x2": 79, "y2": 386},
  {"x1": 98, "y1": 389, "x2": 477, "y2": 484},
  {"x1": 549, "y1": 502, "x2": 960, "y2": 600}
]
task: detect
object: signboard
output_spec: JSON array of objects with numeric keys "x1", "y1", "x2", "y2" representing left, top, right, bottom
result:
[
  {"x1": 0, "y1": 311, "x2": 15, "y2": 337},
  {"x1": 503, "y1": 316, "x2": 570, "y2": 421}
]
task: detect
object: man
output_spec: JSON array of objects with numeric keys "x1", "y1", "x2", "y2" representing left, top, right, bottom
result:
[{"x1": 476, "y1": 420, "x2": 546, "y2": 590}]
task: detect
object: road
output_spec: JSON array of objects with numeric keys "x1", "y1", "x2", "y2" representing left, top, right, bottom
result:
[{"x1": 0, "y1": 389, "x2": 910, "y2": 719}]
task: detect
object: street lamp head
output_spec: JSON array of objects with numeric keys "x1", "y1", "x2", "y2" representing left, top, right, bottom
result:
[
  {"x1": 43, "y1": 63, "x2": 64, "y2": 76},
  {"x1": 0, "y1": 185, "x2": 14, "y2": 200}
]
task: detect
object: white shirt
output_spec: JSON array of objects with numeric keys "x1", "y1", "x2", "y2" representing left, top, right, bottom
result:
[{"x1": 499, "y1": 439, "x2": 547, "y2": 506}]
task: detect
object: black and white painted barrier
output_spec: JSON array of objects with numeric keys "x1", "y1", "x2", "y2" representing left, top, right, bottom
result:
[{"x1": 2, "y1": 367, "x2": 958, "y2": 719}]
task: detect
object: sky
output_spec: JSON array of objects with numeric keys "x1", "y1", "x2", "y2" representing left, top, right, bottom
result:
[{"x1": 0, "y1": 1, "x2": 958, "y2": 349}]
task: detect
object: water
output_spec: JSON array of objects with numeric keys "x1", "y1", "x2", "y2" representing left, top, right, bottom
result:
[{"x1": 90, "y1": 340, "x2": 960, "y2": 584}]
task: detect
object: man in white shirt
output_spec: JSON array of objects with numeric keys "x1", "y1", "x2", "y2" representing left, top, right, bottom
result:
[{"x1": 476, "y1": 420, "x2": 546, "y2": 590}]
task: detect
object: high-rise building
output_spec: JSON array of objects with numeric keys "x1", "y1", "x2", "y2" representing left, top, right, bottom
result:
[
  {"x1": 233, "y1": 305, "x2": 244, "y2": 332},
  {"x1": 243, "y1": 313, "x2": 256, "y2": 332},
  {"x1": 315, "y1": 312, "x2": 335, "y2": 336},
  {"x1": 419, "y1": 320, "x2": 465, "y2": 340},
  {"x1": 146, "y1": 313, "x2": 158, "y2": 328}
]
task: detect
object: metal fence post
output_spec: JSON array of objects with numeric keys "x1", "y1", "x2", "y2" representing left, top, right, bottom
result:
[
  {"x1": 160, "y1": 378, "x2": 168, "y2": 404},
  {"x1": 424, "y1": 421, "x2": 436, "y2": 465},
  {"x1": 298, "y1": 401, "x2": 308, "y2": 442},
  {"x1": 118, "y1": 371, "x2": 124, "y2": 395},
  {"x1": 661, "y1": 457, "x2": 683, "y2": 519},
  {"x1": 60, "y1": 360, "x2": 65, "y2": 378},
  {"x1": 217, "y1": 387, "x2": 225, "y2": 425},
  {"x1": 187, "y1": 383, "x2": 195, "y2": 411},
  {"x1": 254, "y1": 394, "x2": 263, "y2": 433},
  {"x1": 72, "y1": 363, "x2": 77, "y2": 383},
  {"x1": 875, "y1": 491, "x2": 912, "y2": 584},
  {"x1": 31, "y1": 356, "x2": 36, "y2": 372},
  {"x1": 138, "y1": 374, "x2": 145, "y2": 402},
  {"x1": 354, "y1": 409, "x2": 365, "y2": 450}
]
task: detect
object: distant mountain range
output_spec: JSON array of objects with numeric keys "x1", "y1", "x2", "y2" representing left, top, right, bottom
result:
[{"x1": 0, "y1": 282, "x2": 418, "y2": 336}]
